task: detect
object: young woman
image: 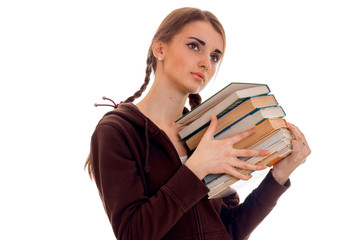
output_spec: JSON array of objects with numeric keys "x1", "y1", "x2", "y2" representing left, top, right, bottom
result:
[{"x1": 85, "y1": 7, "x2": 311, "y2": 240}]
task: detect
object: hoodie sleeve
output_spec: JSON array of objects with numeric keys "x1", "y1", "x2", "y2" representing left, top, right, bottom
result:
[
  {"x1": 220, "y1": 170, "x2": 290, "y2": 240},
  {"x1": 91, "y1": 123, "x2": 209, "y2": 240}
]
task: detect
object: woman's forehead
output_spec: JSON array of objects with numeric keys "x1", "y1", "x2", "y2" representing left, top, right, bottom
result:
[{"x1": 174, "y1": 21, "x2": 224, "y2": 51}]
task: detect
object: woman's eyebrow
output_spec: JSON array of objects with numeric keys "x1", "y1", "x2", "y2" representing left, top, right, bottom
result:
[
  {"x1": 188, "y1": 36, "x2": 223, "y2": 55},
  {"x1": 189, "y1": 37, "x2": 206, "y2": 46}
]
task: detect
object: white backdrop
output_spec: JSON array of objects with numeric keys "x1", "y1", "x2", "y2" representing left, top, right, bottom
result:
[{"x1": 1, "y1": 0, "x2": 359, "y2": 239}]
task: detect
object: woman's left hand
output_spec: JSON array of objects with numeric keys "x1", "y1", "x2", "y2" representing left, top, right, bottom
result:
[{"x1": 271, "y1": 122, "x2": 312, "y2": 185}]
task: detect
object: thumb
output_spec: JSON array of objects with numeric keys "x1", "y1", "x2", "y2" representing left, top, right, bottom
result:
[{"x1": 203, "y1": 115, "x2": 218, "y2": 139}]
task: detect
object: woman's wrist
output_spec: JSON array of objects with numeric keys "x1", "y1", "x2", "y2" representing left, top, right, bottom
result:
[
  {"x1": 271, "y1": 168, "x2": 290, "y2": 186},
  {"x1": 184, "y1": 158, "x2": 207, "y2": 180}
]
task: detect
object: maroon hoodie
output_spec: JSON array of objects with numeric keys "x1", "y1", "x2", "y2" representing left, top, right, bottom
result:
[{"x1": 90, "y1": 103, "x2": 290, "y2": 240}]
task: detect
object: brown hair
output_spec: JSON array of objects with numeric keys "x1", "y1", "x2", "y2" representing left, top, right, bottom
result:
[
  {"x1": 124, "y1": 7, "x2": 226, "y2": 110},
  {"x1": 85, "y1": 7, "x2": 226, "y2": 178}
]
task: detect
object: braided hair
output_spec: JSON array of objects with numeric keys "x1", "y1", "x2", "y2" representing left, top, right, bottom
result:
[{"x1": 123, "y1": 47, "x2": 154, "y2": 104}]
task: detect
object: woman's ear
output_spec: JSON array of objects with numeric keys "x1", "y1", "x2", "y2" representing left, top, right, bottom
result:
[{"x1": 152, "y1": 40, "x2": 165, "y2": 60}]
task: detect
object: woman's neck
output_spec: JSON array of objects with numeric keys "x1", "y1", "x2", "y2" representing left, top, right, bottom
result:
[{"x1": 136, "y1": 79, "x2": 188, "y2": 128}]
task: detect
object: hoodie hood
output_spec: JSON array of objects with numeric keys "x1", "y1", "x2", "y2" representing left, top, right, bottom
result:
[
  {"x1": 103, "y1": 103, "x2": 158, "y2": 175},
  {"x1": 100, "y1": 103, "x2": 182, "y2": 184},
  {"x1": 104, "y1": 103, "x2": 161, "y2": 138}
]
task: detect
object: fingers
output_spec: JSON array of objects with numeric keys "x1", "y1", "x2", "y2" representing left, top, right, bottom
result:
[
  {"x1": 287, "y1": 122, "x2": 311, "y2": 155},
  {"x1": 204, "y1": 119, "x2": 258, "y2": 146},
  {"x1": 224, "y1": 149, "x2": 269, "y2": 180},
  {"x1": 231, "y1": 158, "x2": 267, "y2": 171},
  {"x1": 226, "y1": 167, "x2": 252, "y2": 180},
  {"x1": 225, "y1": 159, "x2": 266, "y2": 180},
  {"x1": 287, "y1": 122, "x2": 305, "y2": 143},
  {"x1": 203, "y1": 115, "x2": 218, "y2": 140},
  {"x1": 291, "y1": 138, "x2": 300, "y2": 153},
  {"x1": 199, "y1": 118, "x2": 282, "y2": 180},
  {"x1": 231, "y1": 148, "x2": 270, "y2": 158},
  {"x1": 292, "y1": 138, "x2": 311, "y2": 159},
  {"x1": 226, "y1": 128, "x2": 256, "y2": 145}
]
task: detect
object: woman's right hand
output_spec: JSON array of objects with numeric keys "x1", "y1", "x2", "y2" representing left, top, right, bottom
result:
[{"x1": 185, "y1": 115, "x2": 269, "y2": 180}]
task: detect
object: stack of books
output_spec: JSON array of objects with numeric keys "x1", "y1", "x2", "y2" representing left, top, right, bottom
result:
[{"x1": 176, "y1": 82, "x2": 293, "y2": 199}]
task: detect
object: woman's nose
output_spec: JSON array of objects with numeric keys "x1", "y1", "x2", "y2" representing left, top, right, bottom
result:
[{"x1": 198, "y1": 53, "x2": 211, "y2": 71}]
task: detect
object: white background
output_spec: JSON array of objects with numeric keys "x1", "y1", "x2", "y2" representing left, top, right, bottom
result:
[{"x1": 1, "y1": 0, "x2": 359, "y2": 239}]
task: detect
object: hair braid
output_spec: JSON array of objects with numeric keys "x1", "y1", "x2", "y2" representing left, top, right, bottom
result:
[
  {"x1": 182, "y1": 93, "x2": 202, "y2": 115},
  {"x1": 189, "y1": 93, "x2": 202, "y2": 110},
  {"x1": 124, "y1": 47, "x2": 155, "y2": 103}
]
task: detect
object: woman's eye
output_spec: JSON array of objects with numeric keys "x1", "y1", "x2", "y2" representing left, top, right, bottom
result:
[
  {"x1": 211, "y1": 54, "x2": 220, "y2": 63},
  {"x1": 187, "y1": 43, "x2": 199, "y2": 51}
]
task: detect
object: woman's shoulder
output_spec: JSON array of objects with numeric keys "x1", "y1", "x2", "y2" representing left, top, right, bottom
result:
[
  {"x1": 93, "y1": 102, "x2": 162, "y2": 146},
  {"x1": 92, "y1": 103, "x2": 144, "y2": 146},
  {"x1": 97, "y1": 103, "x2": 144, "y2": 129}
]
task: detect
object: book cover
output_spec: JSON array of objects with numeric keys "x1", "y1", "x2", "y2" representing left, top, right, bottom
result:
[{"x1": 176, "y1": 82, "x2": 270, "y2": 125}]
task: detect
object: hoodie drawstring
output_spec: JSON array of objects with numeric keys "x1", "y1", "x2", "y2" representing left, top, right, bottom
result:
[
  {"x1": 144, "y1": 118, "x2": 151, "y2": 173},
  {"x1": 94, "y1": 96, "x2": 122, "y2": 109}
]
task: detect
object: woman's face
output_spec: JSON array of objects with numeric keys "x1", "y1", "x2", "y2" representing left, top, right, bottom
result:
[{"x1": 160, "y1": 21, "x2": 224, "y2": 94}]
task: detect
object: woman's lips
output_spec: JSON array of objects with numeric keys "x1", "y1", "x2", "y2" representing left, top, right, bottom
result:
[{"x1": 191, "y1": 72, "x2": 205, "y2": 81}]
